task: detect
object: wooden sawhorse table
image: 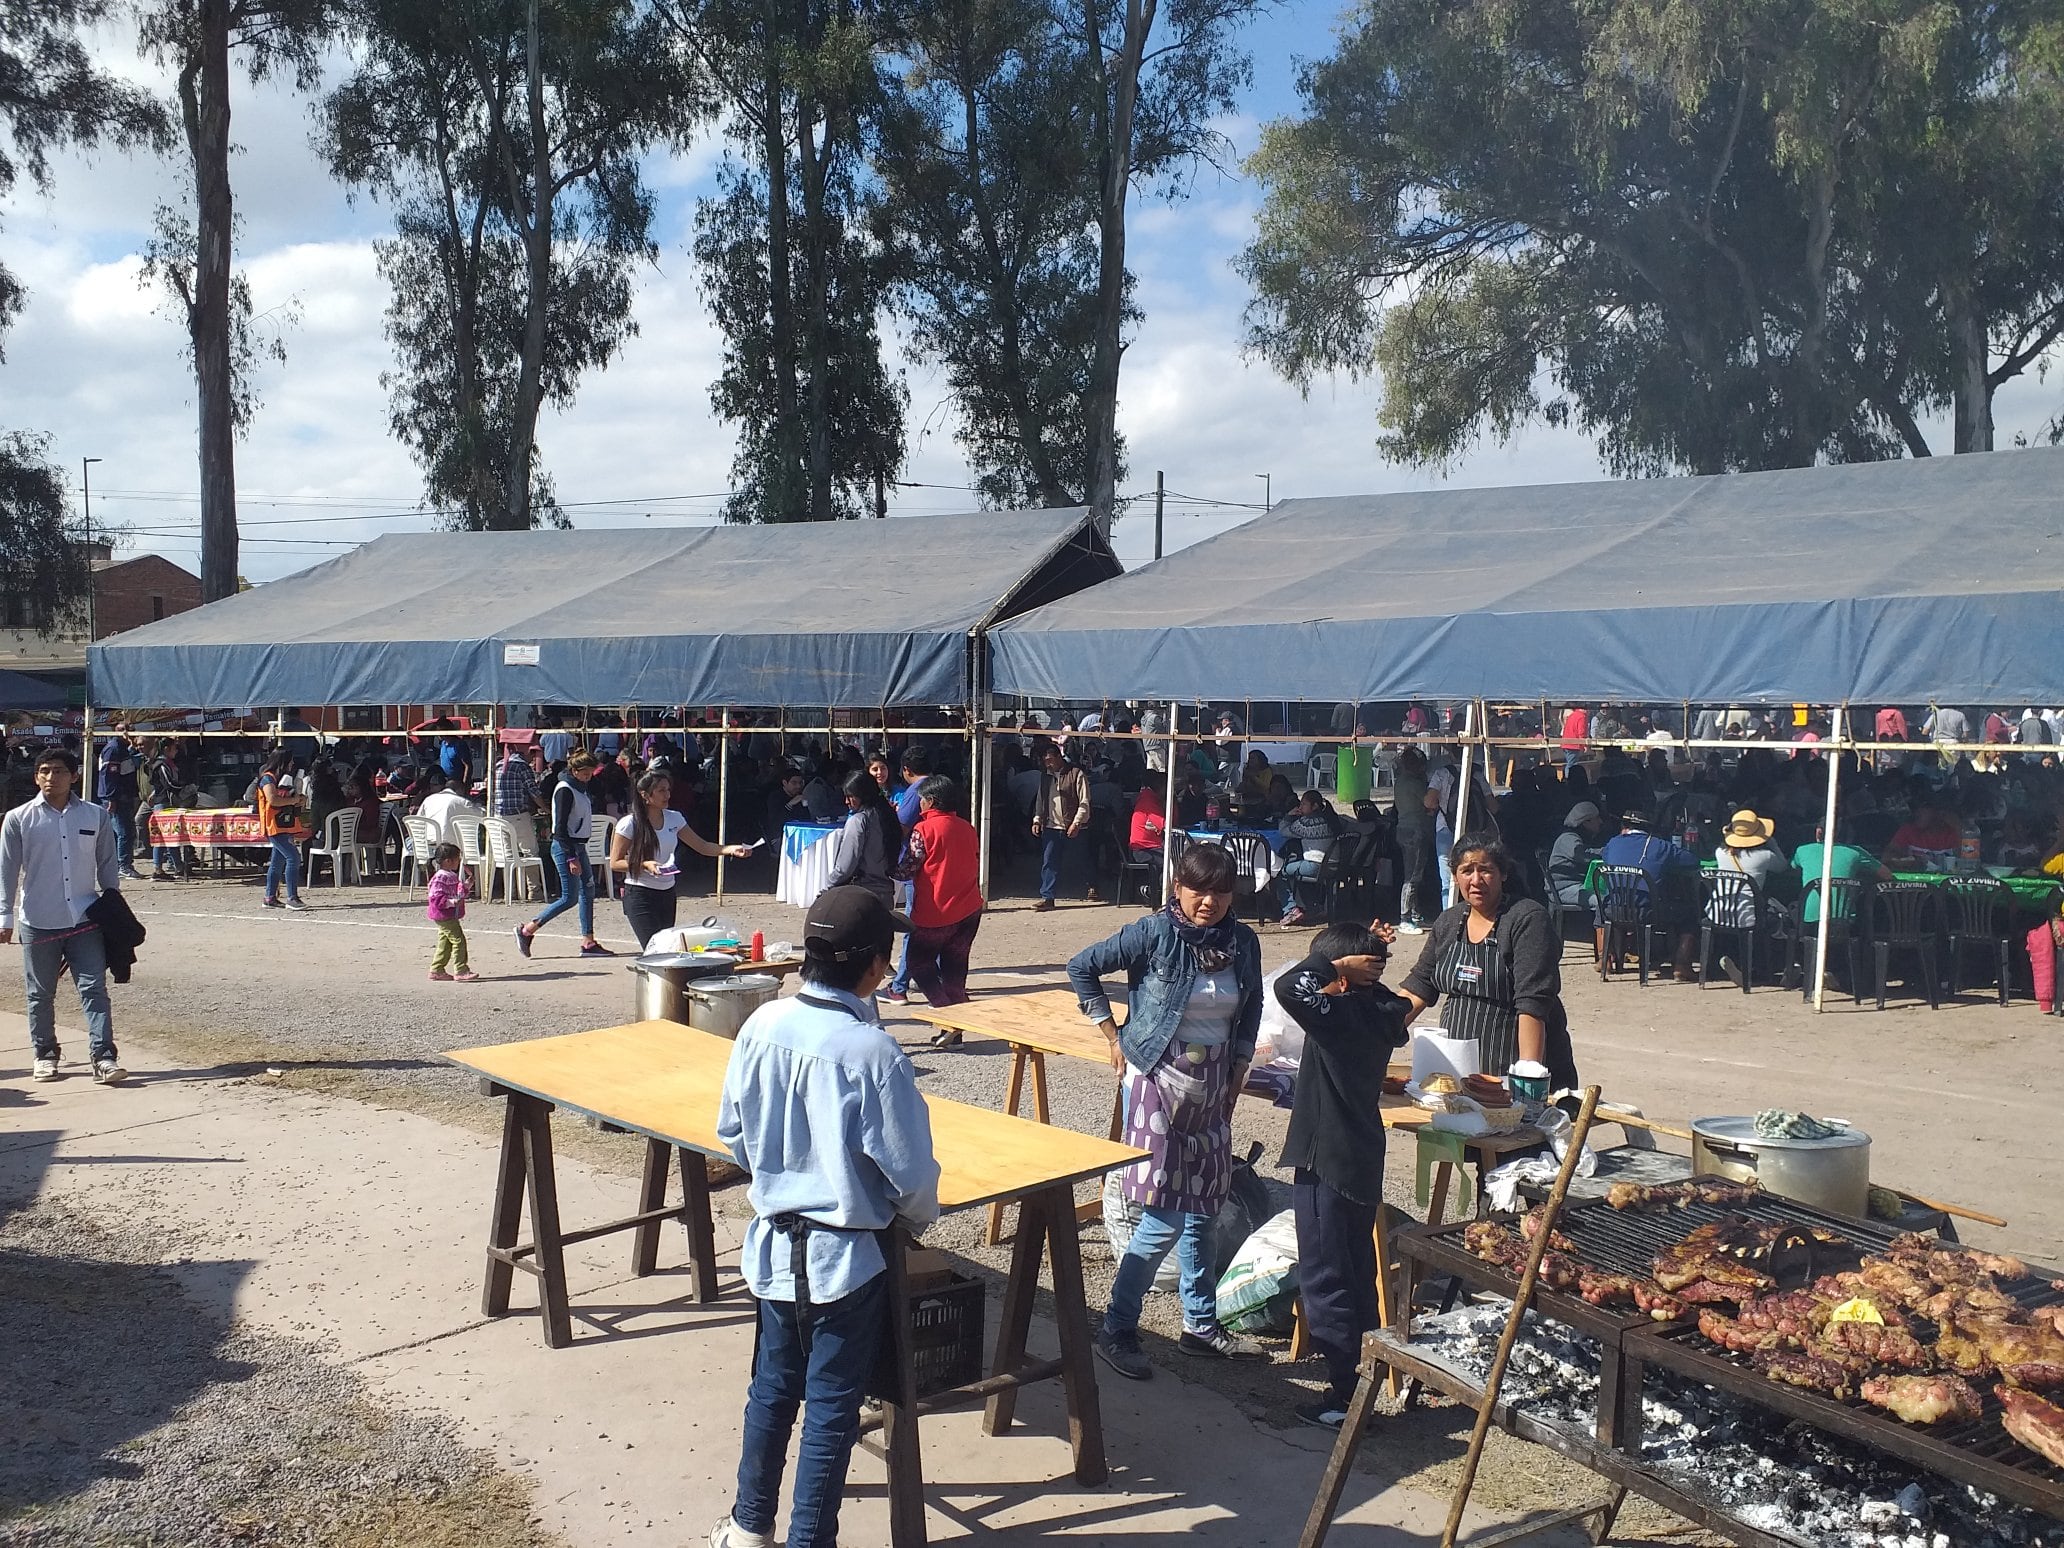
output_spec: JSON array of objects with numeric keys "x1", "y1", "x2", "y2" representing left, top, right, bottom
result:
[
  {"x1": 443, "y1": 1019, "x2": 1145, "y2": 1548},
  {"x1": 907, "y1": 987, "x2": 1126, "y2": 1245}
]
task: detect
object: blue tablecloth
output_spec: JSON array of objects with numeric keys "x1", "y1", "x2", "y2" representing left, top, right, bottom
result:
[
  {"x1": 777, "y1": 820, "x2": 843, "y2": 908},
  {"x1": 1181, "y1": 827, "x2": 1283, "y2": 882}
]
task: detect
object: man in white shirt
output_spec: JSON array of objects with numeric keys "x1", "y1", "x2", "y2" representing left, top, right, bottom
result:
[
  {"x1": 416, "y1": 772, "x2": 486, "y2": 851},
  {"x1": 0, "y1": 747, "x2": 125, "y2": 1083}
]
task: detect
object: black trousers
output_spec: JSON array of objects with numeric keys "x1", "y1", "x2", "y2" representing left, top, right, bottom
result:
[
  {"x1": 1293, "y1": 1168, "x2": 1380, "y2": 1403},
  {"x1": 621, "y1": 884, "x2": 679, "y2": 949}
]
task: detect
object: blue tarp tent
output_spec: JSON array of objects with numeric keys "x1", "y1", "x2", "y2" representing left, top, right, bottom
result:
[
  {"x1": 91, "y1": 511, "x2": 1118, "y2": 710},
  {"x1": 0, "y1": 669, "x2": 69, "y2": 712},
  {"x1": 988, "y1": 448, "x2": 2064, "y2": 706}
]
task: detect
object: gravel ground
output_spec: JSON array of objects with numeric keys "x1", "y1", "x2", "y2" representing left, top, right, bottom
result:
[
  {"x1": 25, "y1": 844, "x2": 2054, "y2": 1543},
  {"x1": 0, "y1": 1201, "x2": 561, "y2": 1548}
]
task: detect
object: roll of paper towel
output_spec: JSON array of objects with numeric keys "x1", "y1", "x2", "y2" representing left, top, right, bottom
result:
[{"x1": 1411, "y1": 1029, "x2": 1481, "y2": 1084}]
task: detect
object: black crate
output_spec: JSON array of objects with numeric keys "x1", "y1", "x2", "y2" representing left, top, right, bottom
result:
[{"x1": 906, "y1": 1273, "x2": 985, "y2": 1398}]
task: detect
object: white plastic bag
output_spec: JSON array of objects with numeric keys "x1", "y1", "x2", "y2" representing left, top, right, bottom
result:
[
  {"x1": 1251, "y1": 963, "x2": 1304, "y2": 1065},
  {"x1": 1533, "y1": 1105, "x2": 1599, "y2": 1178},
  {"x1": 1101, "y1": 1170, "x2": 1179, "y2": 1291}
]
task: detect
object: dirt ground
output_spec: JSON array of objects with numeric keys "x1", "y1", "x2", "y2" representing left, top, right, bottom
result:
[{"x1": 12, "y1": 846, "x2": 2061, "y2": 1542}]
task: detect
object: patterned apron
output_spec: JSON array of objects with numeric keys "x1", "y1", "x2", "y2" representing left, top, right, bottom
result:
[{"x1": 1119, "y1": 1037, "x2": 1233, "y2": 1214}]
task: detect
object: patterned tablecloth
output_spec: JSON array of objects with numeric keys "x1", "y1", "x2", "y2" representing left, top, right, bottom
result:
[
  {"x1": 776, "y1": 821, "x2": 843, "y2": 909},
  {"x1": 149, "y1": 808, "x2": 269, "y2": 847}
]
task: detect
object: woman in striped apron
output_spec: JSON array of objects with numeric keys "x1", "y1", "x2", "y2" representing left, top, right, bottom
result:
[{"x1": 1398, "y1": 832, "x2": 1576, "y2": 1086}]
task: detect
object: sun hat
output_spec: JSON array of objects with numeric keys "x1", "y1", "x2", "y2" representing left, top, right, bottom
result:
[
  {"x1": 1722, "y1": 809, "x2": 1775, "y2": 848},
  {"x1": 1564, "y1": 801, "x2": 1601, "y2": 828}
]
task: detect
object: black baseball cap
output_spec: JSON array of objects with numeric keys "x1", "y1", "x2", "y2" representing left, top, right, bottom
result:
[{"x1": 804, "y1": 885, "x2": 911, "y2": 963}]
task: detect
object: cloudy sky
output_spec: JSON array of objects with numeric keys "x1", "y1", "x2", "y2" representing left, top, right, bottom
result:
[{"x1": 4, "y1": 2, "x2": 2060, "y2": 584}]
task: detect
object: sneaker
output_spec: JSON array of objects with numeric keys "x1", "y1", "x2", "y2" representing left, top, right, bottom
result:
[
  {"x1": 120, "y1": 867, "x2": 144, "y2": 882},
  {"x1": 1032, "y1": 899, "x2": 1056, "y2": 913},
  {"x1": 428, "y1": 970, "x2": 454, "y2": 981},
  {"x1": 879, "y1": 988, "x2": 908, "y2": 1005},
  {"x1": 579, "y1": 942, "x2": 615, "y2": 958},
  {"x1": 1179, "y1": 1324, "x2": 1266, "y2": 1360},
  {"x1": 514, "y1": 924, "x2": 533, "y2": 959},
  {"x1": 454, "y1": 970, "x2": 482, "y2": 983},
  {"x1": 708, "y1": 1516, "x2": 774, "y2": 1548},
  {"x1": 1294, "y1": 1396, "x2": 1352, "y2": 1432},
  {"x1": 93, "y1": 1058, "x2": 127, "y2": 1086},
  {"x1": 1280, "y1": 906, "x2": 1307, "y2": 927},
  {"x1": 1395, "y1": 919, "x2": 1425, "y2": 936},
  {"x1": 1093, "y1": 1329, "x2": 1152, "y2": 1382},
  {"x1": 30, "y1": 1054, "x2": 59, "y2": 1082},
  {"x1": 262, "y1": 897, "x2": 283, "y2": 909},
  {"x1": 283, "y1": 897, "x2": 309, "y2": 912},
  {"x1": 1719, "y1": 955, "x2": 1746, "y2": 989},
  {"x1": 150, "y1": 869, "x2": 172, "y2": 882}
]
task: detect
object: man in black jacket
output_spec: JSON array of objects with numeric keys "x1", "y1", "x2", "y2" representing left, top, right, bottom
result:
[{"x1": 1273, "y1": 920, "x2": 1409, "y2": 1429}]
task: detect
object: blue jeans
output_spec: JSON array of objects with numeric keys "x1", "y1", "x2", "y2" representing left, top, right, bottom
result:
[
  {"x1": 1105, "y1": 1204, "x2": 1218, "y2": 1337},
  {"x1": 108, "y1": 805, "x2": 136, "y2": 870},
  {"x1": 1038, "y1": 827, "x2": 1078, "y2": 902},
  {"x1": 888, "y1": 880, "x2": 914, "y2": 993},
  {"x1": 266, "y1": 833, "x2": 302, "y2": 902},
  {"x1": 22, "y1": 923, "x2": 116, "y2": 1063},
  {"x1": 733, "y1": 1271, "x2": 887, "y2": 1548},
  {"x1": 529, "y1": 839, "x2": 593, "y2": 937},
  {"x1": 1279, "y1": 856, "x2": 1322, "y2": 917},
  {"x1": 1436, "y1": 826, "x2": 1454, "y2": 909}
]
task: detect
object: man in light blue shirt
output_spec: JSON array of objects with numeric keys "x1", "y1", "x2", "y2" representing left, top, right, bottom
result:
[{"x1": 712, "y1": 886, "x2": 940, "y2": 1548}]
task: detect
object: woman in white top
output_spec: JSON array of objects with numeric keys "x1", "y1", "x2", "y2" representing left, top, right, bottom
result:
[{"x1": 611, "y1": 769, "x2": 753, "y2": 948}]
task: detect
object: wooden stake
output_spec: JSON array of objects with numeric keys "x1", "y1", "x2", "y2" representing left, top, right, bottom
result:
[{"x1": 1438, "y1": 1084, "x2": 1602, "y2": 1548}]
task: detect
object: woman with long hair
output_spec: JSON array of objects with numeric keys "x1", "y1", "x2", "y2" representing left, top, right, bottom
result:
[
  {"x1": 256, "y1": 748, "x2": 308, "y2": 911},
  {"x1": 824, "y1": 771, "x2": 901, "y2": 903},
  {"x1": 1067, "y1": 842, "x2": 1267, "y2": 1380},
  {"x1": 610, "y1": 768, "x2": 753, "y2": 948}
]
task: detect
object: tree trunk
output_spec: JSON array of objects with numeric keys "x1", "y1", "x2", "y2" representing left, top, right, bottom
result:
[
  {"x1": 1949, "y1": 282, "x2": 1993, "y2": 454},
  {"x1": 761, "y1": 0, "x2": 801, "y2": 520},
  {"x1": 193, "y1": 0, "x2": 238, "y2": 601},
  {"x1": 797, "y1": 103, "x2": 833, "y2": 521},
  {"x1": 502, "y1": 0, "x2": 554, "y2": 529},
  {"x1": 1083, "y1": 0, "x2": 1154, "y2": 533}
]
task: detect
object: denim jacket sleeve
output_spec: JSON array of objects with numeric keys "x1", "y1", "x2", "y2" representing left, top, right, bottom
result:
[
  {"x1": 1067, "y1": 914, "x2": 1159, "y2": 1023},
  {"x1": 1231, "y1": 926, "x2": 1264, "y2": 1064}
]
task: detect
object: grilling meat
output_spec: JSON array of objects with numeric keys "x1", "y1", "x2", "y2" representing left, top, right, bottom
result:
[
  {"x1": 1699, "y1": 1307, "x2": 1789, "y2": 1354},
  {"x1": 1817, "y1": 1319, "x2": 1932, "y2": 1370},
  {"x1": 1736, "y1": 1289, "x2": 1835, "y2": 1340},
  {"x1": 1458, "y1": 1222, "x2": 1580, "y2": 1292},
  {"x1": 1653, "y1": 1222, "x2": 1781, "y2": 1296},
  {"x1": 1936, "y1": 1312, "x2": 2064, "y2": 1388},
  {"x1": 1887, "y1": 1233, "x2": 2027, "y2": 1282},
  {"x1": 1859, "y1": 1373, "x2": 1984, "y2": 1426},
  {"x1": 1753, "y1": 1347, "x2": 1866, "y2": 1400},
  {"x1": 1632, "y1": 1281, "x2": 1689, "y2": 1321},
  {"x1": 1914, "y1": 1282, "x2": 2022, "y2": 1323},
  {"x1": 1574, "y1": 1268, "x2": 1642, "y2": 1308},
  {"x1": 1999, "y1": 1385, "x2": 2064, "y2": 1470},
  {"x1": 1519, "y1": 1205, "x2": 1577, "y2": 1253},
  {"x1": 1606, "y1": 1178, "x2": 1763, "y2": 1212}
]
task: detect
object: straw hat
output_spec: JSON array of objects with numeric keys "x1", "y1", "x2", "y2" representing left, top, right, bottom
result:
[{"x1": 1722, "y1": 809, "x2": 1775, "y2": 848}]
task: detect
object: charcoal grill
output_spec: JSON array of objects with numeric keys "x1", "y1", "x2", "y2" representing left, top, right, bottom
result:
[{"x1": 1392, "y1": 1192, "x2": 2064, "y2": 1526}]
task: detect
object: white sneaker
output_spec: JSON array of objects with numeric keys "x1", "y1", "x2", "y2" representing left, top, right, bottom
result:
[
  {"x1": 93, "y1": 1059, "x2": 127, "y2": 1086},
  {"x1": 31, "y1": 1055, "x2": 59, "y2": 1082},
  {"x1": 1395, "y1": 919, "x2": 1426, "y2": 935},
  {"x1": 709, "y1": 1517, "x2": 773, "y2": 1548}
]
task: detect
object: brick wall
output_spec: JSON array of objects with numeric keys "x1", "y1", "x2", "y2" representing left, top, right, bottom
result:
[{"x1": 94, "y1": 554, "x2": 203, "y2": 638}]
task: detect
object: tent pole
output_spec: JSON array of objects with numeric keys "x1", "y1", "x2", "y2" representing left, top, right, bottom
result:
[
  {"x1": 1453, "y1": 702, "x2": 1475, "y2": 844},
  {"x1": 1811, "y1": 704, "x2": 1846, "y2": 1012},
  {"x1": 717, "y1": 707, "x2": 732, "y2": 904},
  {"x1": 1477, "y1": 698, "x2": 1493, "y2": 801},
  {"x1": 485, "y1": 704, "x2": 498, "y2": 817},
  {"x1": 1160, "y1": 701, "x2": 1180, "y2": 906},
  {"x1": 975, "y1": 692, "x2": 993, "y2": 901}
]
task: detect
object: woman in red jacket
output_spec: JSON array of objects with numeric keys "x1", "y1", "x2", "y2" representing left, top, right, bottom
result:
[{"x1": 900, "y1": 774, "x2": 985, "y2": 1037}]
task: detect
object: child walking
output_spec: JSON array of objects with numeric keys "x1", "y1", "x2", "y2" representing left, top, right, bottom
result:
[
  {"x1": 427, "y1": 842, "x2": 480, "y2": 982},
  {"x1": 1272, "y1": 919, "x2": 1408, "y2": 1430}
]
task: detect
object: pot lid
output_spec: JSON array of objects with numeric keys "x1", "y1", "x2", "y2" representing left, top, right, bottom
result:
[
  {"x1": 687, "y1": 974, "x2": 780, "y2": 994},
  {"x1": 632, "y1": 952, "x2": 739, "y2": 978},
  {"x1": 1692, "y1": 1115, "x2": 1870, "y2": 1151}
]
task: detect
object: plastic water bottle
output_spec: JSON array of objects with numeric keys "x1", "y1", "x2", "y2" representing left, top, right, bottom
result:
[{"x1": 1959, "y1": 824, "x2": 1981, "y2": 873}]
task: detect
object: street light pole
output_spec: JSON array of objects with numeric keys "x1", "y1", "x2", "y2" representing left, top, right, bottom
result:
[
  {"x1": 81, "y1": 457, "x2": 102, "y2": 735},
  {"x1": 1256, "y1": 472, "x2": 1271, "y2": 511}
]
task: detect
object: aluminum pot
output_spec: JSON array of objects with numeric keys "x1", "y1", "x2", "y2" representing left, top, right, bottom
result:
[
  {"x1": 683, "y1": 974, "x2": 782, "y2": 1040},
  {"x1": 630, "y1": 952, "x2": 740, "y2": 1024},
  {"x1": 1690, "y1": 1116, "x2": 1871, "y2": 1218}
]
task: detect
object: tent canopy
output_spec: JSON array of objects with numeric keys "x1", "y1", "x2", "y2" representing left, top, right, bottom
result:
[
  {"x1": 989, "y1": 448, "x2": 2064, "y2": 707},
  {"x1": 91, "y1": 510, "x2": 1117, "y2": 711},
  {"x1": 0, "y1": 668, "x2": 69, "y2": 712}
]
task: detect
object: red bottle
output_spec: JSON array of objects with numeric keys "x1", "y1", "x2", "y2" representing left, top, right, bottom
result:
[{"x1": 750, "y1": 930, "x2": 766, "y2": 962}]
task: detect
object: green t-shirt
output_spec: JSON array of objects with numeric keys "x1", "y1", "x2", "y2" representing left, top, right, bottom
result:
[{"x1": 1793, "y1": 843, "x2": 1878, "y2": 922}]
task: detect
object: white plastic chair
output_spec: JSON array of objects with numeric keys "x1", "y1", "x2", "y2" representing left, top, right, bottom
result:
[
  {"x1": 457, "y1": 817, "x2": 493, "y2": 898},
  {"x1": 307, "y1": 808, "x2": 360, "y2": 887},
  {"x1": 484, "y1": 816, "x2": 545, "y2": 903},
  {"x1": 585, "y1": 825, "x2": 616, "y2": 900},
  {"x1": 398, "y1": 814, "x2": 440, "y2": 898},
  {"x1": 1308, "y1": 752, "x2": 1337, "y2": 792}
]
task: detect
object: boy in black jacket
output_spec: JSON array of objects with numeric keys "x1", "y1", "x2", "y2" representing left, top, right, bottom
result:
[{"x1": 1274, "y1": 920, "x2": 1409, "y2": 1429}]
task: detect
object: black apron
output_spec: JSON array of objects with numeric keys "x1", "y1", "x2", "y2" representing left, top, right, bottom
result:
[{"x1": 1432, "y1": 916, "x2": 1579, "y2": 1088}]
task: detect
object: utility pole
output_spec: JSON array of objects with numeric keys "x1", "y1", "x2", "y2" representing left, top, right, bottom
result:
[
  {"x1": 1154, "y1": 470, "x2": 1164, "y2": 559},
  {"x1": 81, "y1": 457, "x2": 103, "y2": 644}
]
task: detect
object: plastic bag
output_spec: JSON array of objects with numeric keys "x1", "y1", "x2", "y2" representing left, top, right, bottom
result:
[
  {"x1": 1251, "y1": 964, "x2": 1304, "y2": 1065},
  {"x1": 1101, "y1": 1170, "x2": 1179, "y2": 1291},
  {"x1": 1215, "y1": 1208, "x2": 1301, "y2": 1334},
  {"x1": 1533, "y1": 1105, "x2": 1599, "y2": 1178},
  {"x1": 1209, "y1": 1142, "x2": 1277, "y2": 1280}
]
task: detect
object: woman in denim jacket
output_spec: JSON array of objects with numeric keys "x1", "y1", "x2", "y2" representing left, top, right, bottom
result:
[{"x1": 1067, "y1": 842, "x2": 1265, "y2": 1380}]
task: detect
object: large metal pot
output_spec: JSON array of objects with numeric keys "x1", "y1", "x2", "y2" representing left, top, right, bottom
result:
[
  {"x1": 683, "y1": 974, "x2": 781, "y2": 1040},
  {"x1": 630, "y1": 952, "x2": 739, "y2": 1024},
  {"x1": 1690, "y1": 1116, "x2": 1872, "y2": 1218}
]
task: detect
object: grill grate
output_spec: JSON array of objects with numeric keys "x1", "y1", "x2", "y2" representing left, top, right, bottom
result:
[{"x1": 1397, "y1": 1192, "x2": 2064, "y2": 1522}]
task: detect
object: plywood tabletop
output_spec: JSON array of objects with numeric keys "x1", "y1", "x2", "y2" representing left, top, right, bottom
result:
[
  {"x1": 445, "y1": 1020, "x2": 1145, "y2": 1212},
  {"x1": 904, "y1": 986, "x2": 1116, "y2": 1064}
]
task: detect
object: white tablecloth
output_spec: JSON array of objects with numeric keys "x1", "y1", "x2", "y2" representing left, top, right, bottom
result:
[{"x1": 776, "y1": 821, "x2": 843, "y2": 908}]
